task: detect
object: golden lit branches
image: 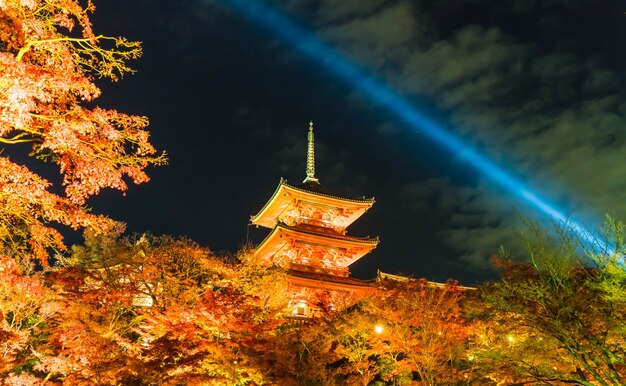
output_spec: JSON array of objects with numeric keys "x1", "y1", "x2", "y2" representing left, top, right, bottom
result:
[{"x1": 0, "y1": 0, "x2": 165, "y2": 268}]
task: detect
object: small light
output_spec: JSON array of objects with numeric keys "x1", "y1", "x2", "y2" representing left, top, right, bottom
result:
[
  {"x1": 508, "y1": 335, "x2": 514, "y2": 343},
  {"x1": 374, "y1": 325, "x2": 384, "y2": 334}
]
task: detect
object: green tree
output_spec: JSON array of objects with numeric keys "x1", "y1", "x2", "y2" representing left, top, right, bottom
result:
[{"x1": 469, "y1": 219, "x2": 626, "y2": 385}]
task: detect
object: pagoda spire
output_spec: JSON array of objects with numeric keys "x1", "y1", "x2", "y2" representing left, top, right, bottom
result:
[{"x1": 303, "y1": 121, "x2": 319, "y2": 184}]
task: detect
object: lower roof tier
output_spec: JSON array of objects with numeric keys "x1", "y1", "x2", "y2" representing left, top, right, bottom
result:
[
  {"x1": 287, "y1": 269, "x2": 377, "y2": 295},
  {"x1": 253, "y1": 223, "x2": 379, "y2": 269}
]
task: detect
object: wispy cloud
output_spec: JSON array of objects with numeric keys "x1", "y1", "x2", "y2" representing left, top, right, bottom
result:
[{"x1": 269, "y1": 0, "x2": 626, "y2": 271}]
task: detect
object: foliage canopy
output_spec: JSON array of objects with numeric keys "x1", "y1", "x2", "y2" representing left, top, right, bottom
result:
[{"x1": 0, "y1": 0, "x2": 165, "y2": 270}]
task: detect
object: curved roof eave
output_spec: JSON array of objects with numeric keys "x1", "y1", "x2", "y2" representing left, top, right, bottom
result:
[
  {"x1": 279, "y1": 223, "x2": 380, "y2": 245},
  {"x1": 250, "y1": 179, "x2": 376, "y2": 226},
  {"x1": 281, "y1": 180, "x2": 375, "y2": 204},
  {"x1": 250, "y1": 178, "x2": 288, "y2": 223}
]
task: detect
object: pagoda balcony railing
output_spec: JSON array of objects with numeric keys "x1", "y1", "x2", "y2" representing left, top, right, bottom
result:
[{"x1": 289, "y1": 262, "x2": 350, "y2": 277}]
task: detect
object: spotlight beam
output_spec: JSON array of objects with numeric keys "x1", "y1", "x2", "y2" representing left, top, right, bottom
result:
[{"x1": 219, "y1": 0, "x2": 609, "y2": 253}]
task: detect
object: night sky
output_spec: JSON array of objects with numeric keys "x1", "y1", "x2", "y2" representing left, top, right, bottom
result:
[{"x1": 83, "y1": 0, "x2": 626, "y2": 285}]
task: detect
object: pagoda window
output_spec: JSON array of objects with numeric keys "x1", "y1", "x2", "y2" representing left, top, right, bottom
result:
[{"x1": 293, "y1": 300, "x2": 308, "y2": 317}]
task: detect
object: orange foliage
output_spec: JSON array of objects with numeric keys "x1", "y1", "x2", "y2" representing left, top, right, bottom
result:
[
  {"x1": 368, "y1": 279, "x2": 468, "y2": 383},
  {"x1": 9, "y1": 234, "x2": 288, "y2": 385},
  {"x1": 0, "y1": 0, "x2": 165, "y2": 269},
  {"x1": 267, "y1": 278, "x2": 469, "y2": 385}
]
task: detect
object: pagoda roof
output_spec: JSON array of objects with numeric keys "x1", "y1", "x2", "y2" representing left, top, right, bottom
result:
[
  {"x1": 376, "y1": 271, "x2": 476, "y2": 291},
  {"x1": 288, "y1": 180, "x2": 375, "y2": 204},
  {"x1": 282, "y1": 222, "x2": 379, "y2": 244},
  {"x1": 289, "y1": 269, "x2": 376, "y2": 288},
  {"x1": 251, "y1": 179, "x2": 375, "y2": 229},
  {"x1": 253, "y1": 222, "x2": 379, "y2": 268},
  {"x1": 287, "y1": 270, "x2": 377, "y2": 294}
]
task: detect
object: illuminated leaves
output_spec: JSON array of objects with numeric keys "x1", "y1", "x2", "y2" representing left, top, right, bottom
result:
[
  {"x1": 5, "y1": 223, "x2": 626, "y2": 384},
  {"x1": 368, "y1": 279, "x2": 468, "y2": 384},
  {"x1": 0, "y1": 0, "x2": 165, "y2": 269},
  {"x1": 46, "y1": 234, "x2": 285, "y2": 384},
  {"x1": 0, "y1": 254, "x2": 55, "y2": 376},
  {"x1": 469, "y1": 220, "x2": 626, "y2": 384},
  {"x1": 0, "y1": 156, "x2": 117, "y2": 269},
  {"x1": 266, "y1": 279, "x2": 469, "y2": 385}
]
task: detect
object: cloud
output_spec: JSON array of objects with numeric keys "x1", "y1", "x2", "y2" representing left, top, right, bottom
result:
[
  {"x1": 271, "y1": 0, "x2": 626, "y2": 272},
  {"x1": 313, "y1": 0, "x2": 389, "y2": 23},
  {"x1": 321, "y1": 2, "x2": 426, "y2": 66},
  {"x1": 398, "y1": 178, "x2": 527, "y2": 272}
]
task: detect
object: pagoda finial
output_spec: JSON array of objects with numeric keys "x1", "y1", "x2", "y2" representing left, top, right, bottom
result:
[{"x1": 303, "y1": 121, "x2": 319, "y2": 184}]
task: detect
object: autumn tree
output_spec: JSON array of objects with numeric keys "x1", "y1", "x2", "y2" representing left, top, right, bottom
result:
[
  {"x1": 0, "y1": 0, "x2": 165, "y2": 270},
  {"x1": 43, "y1": 233, "x2": 289, "y2": 385},
  {"x1": 369, "y1": 278, "x2": 469, "y2": 385},
  {"x1": 0, "y1": 254, "x2": 54, "y2": 384},
  {"x1": 469, "y1": 219, "x2": 626, "y2": 385},
  {"x1": 270, "y1": 305, "x2": 386, "y2": 385},
  {"x1": 270, "y1": 278, "x2": 469, "y2": 385}
]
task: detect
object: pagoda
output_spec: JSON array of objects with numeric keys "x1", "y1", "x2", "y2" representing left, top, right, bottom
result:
[{"x1": 251, "y1": 122, "x2": 379, "y2": 317}]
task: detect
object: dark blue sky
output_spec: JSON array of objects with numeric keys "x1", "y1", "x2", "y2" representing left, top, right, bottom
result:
[{"x1": 87, "y1": 0, "x2": 626, "y2": 285}]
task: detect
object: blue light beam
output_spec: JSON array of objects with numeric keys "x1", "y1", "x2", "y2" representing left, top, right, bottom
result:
[{"x1": 220, "y1": 0, "x2": 611, "y2": 254}]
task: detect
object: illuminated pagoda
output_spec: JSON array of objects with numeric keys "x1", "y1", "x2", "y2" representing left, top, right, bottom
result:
[{"x1": 251, "y1": 122, "x2": 379, "y2": 317}]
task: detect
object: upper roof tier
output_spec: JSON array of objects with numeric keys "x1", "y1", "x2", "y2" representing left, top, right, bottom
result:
[{"x1": 250, "y1": 179, "x2": 375, "y2": 231}]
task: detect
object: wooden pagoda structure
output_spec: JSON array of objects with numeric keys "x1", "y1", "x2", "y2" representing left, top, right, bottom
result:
[{"x1": 251, "y1": 122, "x2": 379, "y2": 317}]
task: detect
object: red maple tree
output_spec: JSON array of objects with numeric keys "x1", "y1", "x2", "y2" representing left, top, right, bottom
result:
[{"x1": 0, "y1": 0, "x2": 165, "y2": 270}]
